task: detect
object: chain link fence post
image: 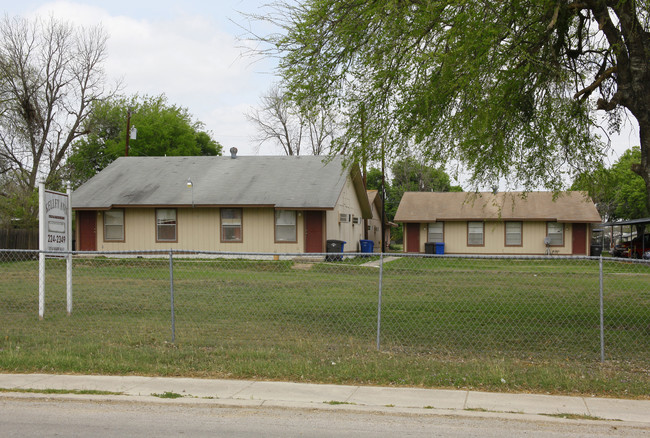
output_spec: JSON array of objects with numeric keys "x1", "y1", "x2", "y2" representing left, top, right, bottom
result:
[
  {"x1": 376, "y1": 252, "x2": 384, "y2": 351},
  {"x1": 599, "y1": 255, "x2": 605, "y2": 363},
  {"x1": 169, "y1": 250, "x2": 176, "y2": 343}
]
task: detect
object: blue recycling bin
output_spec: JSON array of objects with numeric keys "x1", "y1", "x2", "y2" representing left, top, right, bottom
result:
[
  {"x1": 435, "y1": 242, "x2": 445, "y2": 254},
  {"x1": 359, "y1": 239, "x2": 374, "y2": 254}
]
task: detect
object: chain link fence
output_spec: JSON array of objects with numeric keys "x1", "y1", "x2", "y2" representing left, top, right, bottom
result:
[{"x1": 1, "y1": 249, "x2": 649, "y2": 367}]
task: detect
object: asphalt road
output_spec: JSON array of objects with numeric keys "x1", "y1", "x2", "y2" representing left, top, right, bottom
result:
[{"x1": 1, "y1": 397, "x2": 647, "y2": 438}]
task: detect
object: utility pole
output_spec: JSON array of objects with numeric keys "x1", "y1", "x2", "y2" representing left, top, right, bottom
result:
[
  {"x1": 380, "y1": 139, "x2": 386, "y2": 253},
  {"x1": 361, "y1": 104, "x2": 368, "y2": 240},
  {"x1": 125, "y1": 108, "x2": 132, "y2": 156},
  {"x1": 125, "y1": 108, "x2": 136, "y2": 156}
]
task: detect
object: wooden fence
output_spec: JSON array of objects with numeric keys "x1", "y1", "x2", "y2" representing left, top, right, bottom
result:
[{"x1": 0, "y1": 228, "x2": 38, "y2": 249}]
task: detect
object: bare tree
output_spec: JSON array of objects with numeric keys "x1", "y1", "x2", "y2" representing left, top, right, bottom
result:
[
  {"x1": 306, "y1": 106, "x2": 333, "y2": 156},
  {"x1": 0, "y1": 14, "x2": 115, "y2": 197},
  {"x1": 247, "y1": 84, "x2": 334, "y2": 156}
]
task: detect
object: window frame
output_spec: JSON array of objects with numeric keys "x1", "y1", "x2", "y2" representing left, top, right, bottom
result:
[
  {"x1": 504, "y1": 221, "x2": 523, "y2": 247},
  {"x1": 546, "y1": 222, "x2": 564, "y2": 246},
  {"x1": 274, "y1": 210, "x2": 297, "y2": 243},
  {"x1": 221, "y1": 208, "x2": 243, "y2": 243},
  {"x1": 103, "y1": 209, "x2": 125, "y2": 242},
  {"x1": 427, "y1": 222, "x2": 444, "y2": 243},
  {"x1": 155, "y1": 208, "x2": 177, "y2": 243},
  {"x1": 467, "y1": 221, "x2": 485, "y2": 246}
]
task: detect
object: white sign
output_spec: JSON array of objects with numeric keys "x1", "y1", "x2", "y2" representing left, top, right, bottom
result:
[
  {"x1": 39, "y1": 183, "x2": 73, "y2": 319},
  {"x1": 43, "y1": 189, "x2": 69, "y2": 252}
]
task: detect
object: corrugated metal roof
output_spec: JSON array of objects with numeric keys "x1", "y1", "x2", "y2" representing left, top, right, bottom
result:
[
  {"x1": 394, "y1": 191, "x2": 602, "y2": 223},
  {"x1": 72, "y1": 155, "x2": 360, "y2": 211},
  {"x1": 601, "y1": 218, "x2": 650, "y2": 227}
]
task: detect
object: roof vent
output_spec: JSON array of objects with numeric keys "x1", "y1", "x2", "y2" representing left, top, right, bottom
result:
[{"x1": 230, "y1": 147, "x2": 238, "y2": 159}]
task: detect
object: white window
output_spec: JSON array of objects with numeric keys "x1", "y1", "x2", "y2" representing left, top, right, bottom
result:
[
  {"x1": 275, "y1": 210, "x2": 297, "y2": 242},
  {"x1": 428, "y1": 222, "x2": 443, "y2": 243},
  {"x1": 505, "y1": 222, "x2": 522, "y2": 246},
  {"x1": 221, "y1": 208, "x2": 242, "y2": 242},
  {"x1": 547, "y1": 222, "x2": 564, "y2": 246},
  {"x1": 468, "y1": 221, "x2": 484, "y2": 246},
  {"x1": 156, "y1": 209, "x2": 176, "y2": 242},
  {"x1": 104, "y1": 209, "x2": 124, "y2": 241}
]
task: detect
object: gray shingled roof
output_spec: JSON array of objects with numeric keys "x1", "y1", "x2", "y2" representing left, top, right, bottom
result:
[{"x1": 72, "y1": 155, "x2": 369, "y2": 213}]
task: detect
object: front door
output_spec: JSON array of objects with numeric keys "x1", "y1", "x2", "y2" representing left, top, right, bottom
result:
[
  {"x1": 304, "y1": 211, "x2": 323, "y2": 253},
  {"x1": 406, "y1": 223, "x2": 420, "y2": 253},
  {"x1": 572, "y1": 223, "x2": 587, "y2": 255},
  {"x1": 78, "y1": 210, "x2": 97, "y2": 251}
]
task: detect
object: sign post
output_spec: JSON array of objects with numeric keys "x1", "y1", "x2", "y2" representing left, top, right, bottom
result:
[
  {"x1": 38, "y1": 182, "x2": 72, "y2": 319},
  {"x1": 66, "y1": 182, "x2": 73, "y2": 315}
]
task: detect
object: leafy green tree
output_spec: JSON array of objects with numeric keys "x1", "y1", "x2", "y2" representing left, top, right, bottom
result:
[
  {"x1": 571, "y1": 164, "x2": 617, "y2": 222},
  {"x1": 365, "y1": 167, "x2": 384, "y2": 192},
  {"x1": 0, "y1": 176, "x2": 38, "y2": 228},
  {"x1": 572, "y1": 147, "x2": 649, "y2": 221},
  {"x1": 257, "y1": 1, "x2": 650, "y2": 209},
  {"x1": 366, "y1": 158, "x2": 461, "y2": 242},
  {"x1": 613, "y1": 149, "x2": 650, "y2": 220},
  {"x1": 67, "y1": 95, "x2": 223, "y2": 187}
]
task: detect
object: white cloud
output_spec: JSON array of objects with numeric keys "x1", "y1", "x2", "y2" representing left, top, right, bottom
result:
[{"x1": 30, "y1": 1, "x2": 276, "y2": 155}]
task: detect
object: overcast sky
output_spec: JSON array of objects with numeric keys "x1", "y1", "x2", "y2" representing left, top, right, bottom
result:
[
  {"x1": 6, "y1": 0, "x2": 279, "y2": 156},
  {"x1": 4, "y1": 1, "x2": 642, "y2": 187}
]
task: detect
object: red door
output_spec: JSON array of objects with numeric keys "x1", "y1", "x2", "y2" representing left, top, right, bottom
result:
[
  {"x1": 78, "y1": 210, "x2": 97, "y2": 251},
  {"x1": 572, "y1": 223, "x2": 587, "y2": 255},
  {"x1": 406, "y1": 223, "x2": 420, "y2": 253},
  {"x1": 304, "y1": 211, "x2": 323, "y2": 253}
]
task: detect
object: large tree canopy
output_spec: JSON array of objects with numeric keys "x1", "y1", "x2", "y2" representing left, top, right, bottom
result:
[
  {"x1": 260, "y1": 1, "x2": 650, "y2": 207},
  {"x1": 66, "y1": 94, "x2": 223, "y2": 188}
]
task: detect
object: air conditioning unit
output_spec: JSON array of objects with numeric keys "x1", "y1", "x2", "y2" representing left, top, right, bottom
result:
[{"x1": 339, "y1": 213, "x2": 350, "y2": 223}]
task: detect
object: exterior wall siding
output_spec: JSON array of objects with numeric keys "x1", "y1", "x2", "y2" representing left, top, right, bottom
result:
[
  {"x1": 326, "y1": 175, "x2": 366, "y2": 252},
  {"x1": 367, "y1": 201, "x2": 382, "y2": 251},
  {"x1": 410, "y1": 221, "x2": 576, "y2": 255},
  {"x1": 96, "y1": 207, "x2": 307, "y2": 253}
]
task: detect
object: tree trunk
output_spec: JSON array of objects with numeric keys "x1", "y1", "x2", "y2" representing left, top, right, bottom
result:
[{"x1": 638, "y1": 121, "x2": 650, "y2": 215}]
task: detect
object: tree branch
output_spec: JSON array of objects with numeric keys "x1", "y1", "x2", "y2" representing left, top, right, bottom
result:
[{"x1": 573, "y1": 65, "x2": 617, "y2": 100}]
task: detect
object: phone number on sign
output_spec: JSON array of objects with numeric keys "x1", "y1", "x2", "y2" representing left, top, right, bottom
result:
[{"x1": 47, "y1": 234, "x2": 66, "y2": 244}]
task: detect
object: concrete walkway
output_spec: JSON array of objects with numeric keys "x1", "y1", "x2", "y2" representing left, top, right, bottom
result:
[
  {"x1": 1, "y1": 374, "x2": 649, "y2": 426},
  {"x1": 361, "y1": 256, "x2": 399, "y2": 267}
]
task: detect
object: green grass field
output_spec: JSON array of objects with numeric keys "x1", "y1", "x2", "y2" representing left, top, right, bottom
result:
[{"x1": 1, "y1": 254, "x2": 649, "y2": 397}]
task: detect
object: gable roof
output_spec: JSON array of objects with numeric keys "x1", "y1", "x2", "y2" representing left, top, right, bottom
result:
[
  {"x1": 367, "y1": 190, "x2": 380, "y2": 210},
  {"x1": 394, "y1": 191, "x2": 602, "y2": 223},
  {"x1": 72, "y1": 155, "x2": 371, "y2": 216}
]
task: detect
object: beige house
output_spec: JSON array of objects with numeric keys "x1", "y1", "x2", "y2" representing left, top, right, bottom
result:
[
  {"x1": 365, "y1": 190, "x2": 393, "y2": 252},
  {"x1": 365, "y1": 190, "x2": 383, "y2": 251},
  {"x1": 394, "y1": 191, "x2": 602, "y2": 255},
  {"x1": 72, "y1": 155, "x2": 372, "y2": 253}
]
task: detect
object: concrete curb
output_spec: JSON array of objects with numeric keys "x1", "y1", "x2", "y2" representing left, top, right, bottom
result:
[{"x1": 1, "y1": 373, "x2": 649, "y2": 426}]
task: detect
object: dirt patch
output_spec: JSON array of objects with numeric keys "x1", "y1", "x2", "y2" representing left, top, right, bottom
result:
[{"x1": 292, "y1": 263, "x2": 314, "y2": 271}]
